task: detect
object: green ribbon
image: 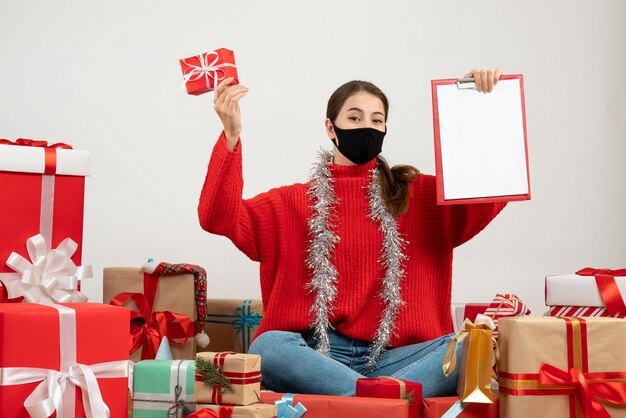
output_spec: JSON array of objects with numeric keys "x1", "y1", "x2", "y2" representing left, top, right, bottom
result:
[{"x1": 204, "y1": 300, "x2": 263, "y2": 352}]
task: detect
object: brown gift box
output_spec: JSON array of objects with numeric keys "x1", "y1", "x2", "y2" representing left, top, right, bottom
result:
[
  {"x1": 103, "y1": 267, "x2": 197, "y2": 362},
  {"x1": 200, "y1": 299, "x2": 263, "y2": 354},
  {"x1": 194, "y1": 351, "x2": 261, "y2": 406},
  {"x1": 196, "y1": 403, "x2": 276, "y2": 418},
  {"x1": 499, "y1": 316, "x2": 626, "y2": 418}
]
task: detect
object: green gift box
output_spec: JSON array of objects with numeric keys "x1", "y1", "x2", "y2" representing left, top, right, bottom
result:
[{"x1": 132, "y1": 359, "x2": 197, "y2": 417}]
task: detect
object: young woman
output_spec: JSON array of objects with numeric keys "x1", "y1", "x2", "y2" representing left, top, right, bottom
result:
[{"x1": 198, "y1": 69, "x2": 505, "y2": 397}]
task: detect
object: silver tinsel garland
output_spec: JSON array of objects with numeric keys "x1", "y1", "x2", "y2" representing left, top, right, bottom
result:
[{"x1": 305, "y1": 149, "x2": 407, "y2": 368}]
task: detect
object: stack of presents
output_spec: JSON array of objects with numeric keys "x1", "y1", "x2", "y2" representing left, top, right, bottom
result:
[{"x1": 2, "y1": 49, "x2": 626, "y2": 418}]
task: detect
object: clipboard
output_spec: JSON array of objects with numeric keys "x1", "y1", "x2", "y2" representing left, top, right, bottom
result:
[{"x1": 431, "y1": 74, "x2": 530, "y2": 205}]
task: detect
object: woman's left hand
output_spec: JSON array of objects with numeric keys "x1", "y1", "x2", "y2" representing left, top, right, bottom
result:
[{"x1": 463, "y1": 68, "x2": 503, "y2": 93}]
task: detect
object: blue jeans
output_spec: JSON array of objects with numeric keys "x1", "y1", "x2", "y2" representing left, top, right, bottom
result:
[{"x1": 248, "y1": 330, "x2": 460, "y2": 397}]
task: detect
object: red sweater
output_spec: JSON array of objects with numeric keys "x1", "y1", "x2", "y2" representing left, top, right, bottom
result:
[{"x1": 198, "y1": 133, "x2": 506, "y2": 347}]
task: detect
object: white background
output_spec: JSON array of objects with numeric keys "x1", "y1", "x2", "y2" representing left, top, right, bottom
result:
[{"x1": 1, "y1": 1, "x2": 624, "y2": 316}]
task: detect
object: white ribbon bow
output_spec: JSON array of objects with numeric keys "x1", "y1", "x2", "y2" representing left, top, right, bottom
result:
[
  {"x1": 1, "y1": 361, "x2": 130, "y2": 418},
  {"x1": 181, "y1": 50, "x2": 236, "y2": 91},
  {"x1": 4, "y1": 234, "x2": 91, "y2": 304}
]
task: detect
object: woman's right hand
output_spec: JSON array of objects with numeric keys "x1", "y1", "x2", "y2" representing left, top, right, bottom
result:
[{"x1": 214, "y1": 77, "x2": 249, "y2": 150}]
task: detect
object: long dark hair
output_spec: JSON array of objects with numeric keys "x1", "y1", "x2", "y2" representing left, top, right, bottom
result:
[{"x1": 326, "y1": 80, "x2": 419, "y2": 217}]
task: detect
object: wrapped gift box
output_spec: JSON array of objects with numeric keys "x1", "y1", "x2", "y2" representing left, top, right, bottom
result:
[
  {"x1": 201, "y1": 299, "x2": 263, "y2": 353},
  {"x1": 545, "y1": 268, "x2": 626, "y2": 316},
  {"x1": 195, "y1": 403, "x2": 275, "y2": 418},
  {"x1": 132, "y1": 359, "x2": 196, "y2": 417},
  {"x1": 104, "y1": 266, "x2": 197, "y2": 361},
  {"x1": 194, "y1": 352, "x2": 261, "y2": 406},
  {"x1": 0, "y1": 303, "x2": 130, "y2": 418},
  {"x1": 451, "y1": 303, "x2": 489, "y2": 332},
  {"x1": 0, "y1": 139, "x2": 90, "y2": 290},
  {"x1": 180, "y1": 48, "x2": 238, "y2": 96},
  {"x1": 355, "y1": 377, "x2": 421, "y2": 418},
  {"x1": 498, "y1": 316, "x2": 626, "y2": 418},
  {"x1": 260, "y1": 392, "x2": 408, "y2": 418},
  {"x1": 422, "y1": 394, "x2": 499, "y2": 418},
  {"x1": 549, "y1": 305, "x2": 626, "y2": 318}
]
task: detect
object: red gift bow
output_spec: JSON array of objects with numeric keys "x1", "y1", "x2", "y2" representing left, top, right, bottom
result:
[
  {"x1": 110, "y1": 291, "x2": 193, "y2": 359},
  {"x1": 576, "y1": 267, "x2": 626, "y2": 315},
  {"x1": 539, "y1": 363, "x2": 626, "y2": 418},
  {"x1": 0, "y1": 138, "x2": 72, "y2": 174}
]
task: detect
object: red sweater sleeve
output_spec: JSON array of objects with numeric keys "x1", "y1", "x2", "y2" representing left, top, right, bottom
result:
[
  {"x1": 197, "y1": 132, "x2": 274, "y2": 262},
  {"x1": 413, "y1": 174, "x2": 507, "y2": 250}
]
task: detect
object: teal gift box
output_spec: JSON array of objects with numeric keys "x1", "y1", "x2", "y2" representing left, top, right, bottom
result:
[{"x1": 132, "y1": 359, "x2": 196, "y2": 417}]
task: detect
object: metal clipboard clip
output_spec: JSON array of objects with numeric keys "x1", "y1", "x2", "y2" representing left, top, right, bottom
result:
[{"x1": 456, "y1": 78, "x2": 476, "y2": 90}]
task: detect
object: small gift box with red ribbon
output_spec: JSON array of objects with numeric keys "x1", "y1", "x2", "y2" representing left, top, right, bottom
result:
[
  {"x1": 0, "y1": 303, "x2": 131, "y2": 418},
  {"x1": 421, "y1": 394, "x2": 499, "y2": 418},
  {"x1": 194, "y1": 403, "x2": 276, "y2": 418},
  {"x1": 498, "y1": 316, "x2": 626, "y2": 418},
  {"x1": 0, "y1": 138, "x2": 90, "y2": 296},
  {"x1": 355, "y1": 377, "x2": 422, "y2": 418},
  {"x1": 546, "y1": 268, "x2": 626, "y2": 318},
  {"x1": 180, "y1": 48, "x2": 238, "y2": 96},
  {"x1": 104, "y1": 261, "x2": 208, "y2": 362},
  {"x1": 194, "y1": 352, "x2": 261, "y2": 406},
  {"x1": 260, "y1": 392, "x2": 409, "y2": 418},
  {"x1": 201, "y1": 299, "x2": 264, "y2": 354}
]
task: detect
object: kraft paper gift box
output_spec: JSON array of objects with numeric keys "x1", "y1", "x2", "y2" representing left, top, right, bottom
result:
[
  {"x1": 546, "y1": 267, "x2": 626, "y2": 318},
  {"x1": 194, "y1": 403, "x2": 276, "y2": 418},
  {"x1": 421, "y1": 394, "x2": 499, "y2": 418},
  {"x1": 180, "y1": 48, "x2": 238, "y2": 96},
  {"x1": 200, "y1": 299, "x2": 263, "y2": 354},
  {"x1": 498, "y1": 316, "x2": 626, "y2": 418},
  {"x1": 104, "y1": 266, "x2": 197, "y2": 361},
  {"x1": 355, "y1": 377, "x2": 422, "y2": 418},
  {"x1": 0, "y1": 303, "x2": 131, "y2": 418},
  {"x1": 0, "y1": 138, "x2": 90, "y2": 296},
  {"x1": 132, "y1": 359, "x2": 196, "y2": 418},
  {"x1": 260, "y1": 392, "x2": 409, "y2": 418},
  {"x1": 194, "y1": 352, "x2": 261, "y2": 406}
]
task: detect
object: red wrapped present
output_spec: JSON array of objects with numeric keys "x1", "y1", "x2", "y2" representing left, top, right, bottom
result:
[
  {"x1": 0, "y1": 139, "x2": 90, "y2": 295},
  {"x1": 180, "y1": 48, "x2": 238, "y2": 95},
  {"x1": 260, "y1": 391, "x2": 409, "y2": 418},
  {"x1": 451, "y1": 303, "x2": 489, "y2": 332},
  {"x1": 0, "y1": 303, "x2": 131, "y2": 417},
  {"x1": 422, "y1": 394, "x2": 499, "y2": 418},
  {"x1": 355, "y1": 377, "x2": 421, "y2": 418}
]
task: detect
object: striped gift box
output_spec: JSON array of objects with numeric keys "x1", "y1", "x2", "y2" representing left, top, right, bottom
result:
[
  {"x1": 483, "y1": 294, "x2": 531, "y2": 338},
  {"x1": 550, "y1": 305, "x2": 626, "y2": 318}
]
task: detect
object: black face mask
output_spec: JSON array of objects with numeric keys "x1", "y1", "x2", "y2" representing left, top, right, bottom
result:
[{"x1": 331, "y1": 124, "x2": 386, "y2": 165}]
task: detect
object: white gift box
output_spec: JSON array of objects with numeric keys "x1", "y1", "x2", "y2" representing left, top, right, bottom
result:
[{"x1": 545, "y1": 273, "x2": 626, "y2": 307}]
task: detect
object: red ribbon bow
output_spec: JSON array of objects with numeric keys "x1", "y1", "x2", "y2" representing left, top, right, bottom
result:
[
  {"x1": 110, "y1": 292, "x2": 193, "y2": 359},
  {"x1": 576, "y1": 267, "x2": 626, "y2": 315},
  {"x1": 539, "y1": 363, "x2": 626, "y2": 418}
]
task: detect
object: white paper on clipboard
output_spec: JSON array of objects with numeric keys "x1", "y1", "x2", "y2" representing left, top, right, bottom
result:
[{"x1": 432, "y1": 75, "x2": 530, "y2": 203}]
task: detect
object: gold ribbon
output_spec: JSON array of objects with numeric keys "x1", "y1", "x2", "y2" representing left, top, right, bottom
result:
[{"x1": 443, "y1": 314, "x2": 497, "y2": 377}]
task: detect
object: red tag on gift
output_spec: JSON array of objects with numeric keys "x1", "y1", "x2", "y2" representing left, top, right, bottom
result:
[{"x1": 180, "y1": 48, "x2": 239, "y2": 95}]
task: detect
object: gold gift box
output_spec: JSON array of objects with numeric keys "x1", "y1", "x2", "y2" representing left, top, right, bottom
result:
[
  {"x1": 499, "y1": 316, "x2": 626, "y2": 418},
  {"x1": 103, "y1": 267, "x2": 197, "y2": 361},
  {"x1": 200, "y1": 299, "x2": 263, "y2": 354},
  {"x1": 196, "y1": 403, "x2": 276, "y2": 418},
  {"x1": 194, "y1": 352, "x2": 261, "y2": 406}
]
